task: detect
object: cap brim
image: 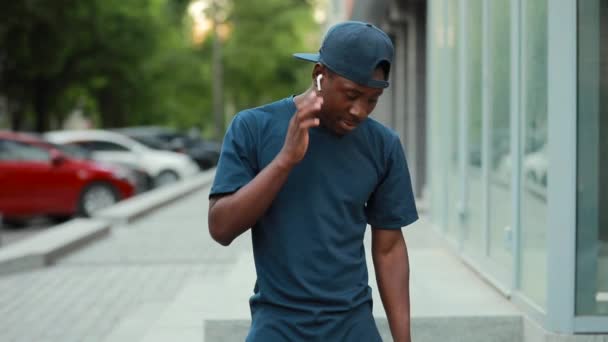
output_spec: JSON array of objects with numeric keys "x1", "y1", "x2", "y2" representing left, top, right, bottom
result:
[{"x1": 293, "y1": 53, "x2": 320, "y2": 63}]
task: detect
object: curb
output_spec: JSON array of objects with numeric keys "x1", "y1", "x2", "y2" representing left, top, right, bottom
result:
[
  {"x1": 0, "y1": 219, "x2": 111, "y2": 276},
  {"x1": 93, "y1": 169, "x2": 215, "y2": 225},
  {"x1": 0, "y1": 169, "x2": 215, "y2": 276}
]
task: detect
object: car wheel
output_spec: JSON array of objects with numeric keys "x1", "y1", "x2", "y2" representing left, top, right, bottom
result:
[
  {"x1": 49, "y1": 215, "x2": 72, "y2": 224},
  {"x1": 2, "y1": 218, "x2": 28, "y2": 229},
  {"x1": 197, "y1": 159, "x2": 213, "y2": 170},
  {"x1": 155, "y1": 170, "x2": 179, "y2": 187},
  {"x1": 78, "y1": 182, "x2": 119, "y2": 217}
]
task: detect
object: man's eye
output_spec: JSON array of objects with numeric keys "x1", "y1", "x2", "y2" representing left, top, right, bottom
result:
[
  {"x1": 369, "y1": 98, "x2": 378, "y2": 104},
  {"x1": 345, "y1": 93, "x2": 357, "y2": 100}
]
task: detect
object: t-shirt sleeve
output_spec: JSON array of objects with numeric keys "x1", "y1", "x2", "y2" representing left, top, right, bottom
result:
[
  {"x1": 365, "y1": 136, "x2": 419, "y2": 229},
  {"x1": 209, "y1": 112, "x2": 258, "y2": 197}
]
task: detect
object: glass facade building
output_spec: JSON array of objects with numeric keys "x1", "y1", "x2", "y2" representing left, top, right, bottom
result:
[
  {"x1": 577, "y1": 0, "x2": 608, "y2": 318},
  {"x1": 342, "y1": 0, "x2": 607, "y2": 335},
  {"x1": 427, "y1": 0, "x2": 607, "y2": 334}
]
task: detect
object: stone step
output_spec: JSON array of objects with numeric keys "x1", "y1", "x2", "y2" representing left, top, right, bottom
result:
[
  {"x1": 204, "y1": 315, "x2": 523, "y2": 342},
  {"x1": 103, "y1": 302, "x2": 170, "y2": 342}
]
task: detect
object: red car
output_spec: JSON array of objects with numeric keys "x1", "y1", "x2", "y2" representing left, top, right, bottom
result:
[{"x1": 0, "y1": 131, "x2": 136, "y2": 223}]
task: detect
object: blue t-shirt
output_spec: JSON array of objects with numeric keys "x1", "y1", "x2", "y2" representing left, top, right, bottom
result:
[{"x1": 210, "y1": 96, "x2": 418, "y2": 323}]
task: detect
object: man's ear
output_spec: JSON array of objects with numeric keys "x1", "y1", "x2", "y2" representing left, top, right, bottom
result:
[{"x1": 312, "y1": 63, "x2": 326, "y2": 79}]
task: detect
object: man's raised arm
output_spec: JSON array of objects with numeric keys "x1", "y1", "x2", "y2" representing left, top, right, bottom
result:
[{"x1": 208, "y1": 91, "x2": 322, "y2": 246}]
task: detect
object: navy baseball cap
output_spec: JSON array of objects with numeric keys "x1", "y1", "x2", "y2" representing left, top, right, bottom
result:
[{"x1": 293, "y1": 21, "x2": 394, "y2": 89}]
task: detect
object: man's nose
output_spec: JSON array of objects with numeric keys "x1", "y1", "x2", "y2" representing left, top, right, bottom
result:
[{"x1": 349, "y1": 100, "x2": 366, "y2": 120}]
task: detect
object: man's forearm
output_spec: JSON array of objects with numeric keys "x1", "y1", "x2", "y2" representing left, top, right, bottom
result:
[
  {"x1": 373, "y1": 238, "x2": 411, "y2": 342},
  {"x1": 208, "y1": 155, "x2": 293, "y2": 245}
]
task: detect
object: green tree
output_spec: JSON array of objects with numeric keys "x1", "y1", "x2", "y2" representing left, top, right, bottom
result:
[
  {"x1": 0, "y1": 0, "x2": 320, "y2": 134},
  {"x1": 189, "y1": 0, "x2": 319, "y2": 132},
  {"x1": 223, "y1": 0, "x2": 319, "y2": 110},
  {"x1": 0, "y1": 0, "x2": 207, "y2": 131},
  {"x1": 0, "y1": 0, "x2": 154, "y2": 131}
]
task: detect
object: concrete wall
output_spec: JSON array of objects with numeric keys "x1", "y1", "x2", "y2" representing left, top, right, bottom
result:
[{"x1": 346, "y1": 0, "x2": 428, "y2": 198}]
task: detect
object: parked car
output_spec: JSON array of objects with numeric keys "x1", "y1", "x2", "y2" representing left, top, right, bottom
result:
[
  {"x1": 523, "y1": 145, "x2": 547, "y2": 187},
  {"x1": 44, "y1": 130, "x2": 200, "y2": 187},
  {"x1": 0, "y1": 131, "x2": 136, "y2": 223},
  {"x1": 113, "y1": 126, "x2": 221, "y2": 170},
  {"x1": 495, "y1": 144, "x2": 548, "y2": 188},
  {"x1": 53, "y1": 143, "x2": 154, "y2": 194}
]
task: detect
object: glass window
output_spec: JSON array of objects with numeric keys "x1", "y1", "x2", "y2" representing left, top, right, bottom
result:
[
  {"x1": 0, "y1": 140, "x2": 49, "y2": 162},
  {"x1": 520, "y1": 0, "x2": 548, "y2": 309},
  {"x1": 576, "y1": 0, "x2": 608, "y2": 316},
  {"x1": 20, "y1": 143, "x2": 50, "y2": 161},
  {"x1": 445, "y1": 0, "x2": 461, "y2": 241},
  {"x1": 0, "y1": 140, "x2": 21, "y2": 160},
  {"x1": 54, "y1": 144, "x2": 91, "y2": 160},
  {"x1": 488, "y1": 0, "x2": 513, "y2": 277},
  {"x1": 79, "y1": 141, "x2": 130, "y2": 152},
  {"x1": 463, "y1": 0, "x2": 484, "y2": 255},
  {"x1": 429, "y1": 0, "x2": 446, "y2": 226},
  {"x1": 131, "y1": 136, "x2": 167, "y2": 150}
]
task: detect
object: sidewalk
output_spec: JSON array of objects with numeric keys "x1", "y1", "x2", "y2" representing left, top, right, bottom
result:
[
  {"x1": 0, "y1": 183, "x2": 227, "y2": 342},
  {"x1": 0, "y1": 183, "x2": 522, "y2": 342},
  {"x1": 139, "y1": 208, "x2": 522, "y2": 342}
]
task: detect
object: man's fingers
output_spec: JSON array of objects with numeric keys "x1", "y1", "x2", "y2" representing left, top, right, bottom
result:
[
  {"x1": 296, "y1": 93, "x2": 323, "y2": 120},
  {"x1": 299, "y1": 117, "x2": 320, "y2": 130}
]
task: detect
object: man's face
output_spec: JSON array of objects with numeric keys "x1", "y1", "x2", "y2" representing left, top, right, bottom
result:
[{"x1": 318, "y1": 67, "x2": 385, "y2": 136}]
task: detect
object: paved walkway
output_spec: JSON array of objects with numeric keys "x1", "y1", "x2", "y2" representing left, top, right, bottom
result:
[
  {"x1": 0, "y1": 185, "x2": 520, "y2": 342},
  {"x1": 0, "y1": 187, "x2": 239, "y2": 342}
]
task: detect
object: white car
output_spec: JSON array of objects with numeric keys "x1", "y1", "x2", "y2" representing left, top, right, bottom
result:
[
  {"x1": 523, "y1": 145, "x2": 547, "y2": 187},
  {"x1": 44, "y1": 130, "x2": 200, "y2": 187},
  {"x1": 494, "y1": 145, "x2": 548, "y2": 187}
]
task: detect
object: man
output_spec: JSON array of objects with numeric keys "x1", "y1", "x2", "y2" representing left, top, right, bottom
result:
[{"x1": 208, "y1": 21, "x2": 418, "y2": 341}]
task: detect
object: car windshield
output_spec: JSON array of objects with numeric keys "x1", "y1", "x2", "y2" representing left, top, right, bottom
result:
[
  {"x1": 53, "y1": 143, "x2": 91, "y2": 160},
  {"x1": 130, "y1": 135, "x2": 168, "y2": 150}
]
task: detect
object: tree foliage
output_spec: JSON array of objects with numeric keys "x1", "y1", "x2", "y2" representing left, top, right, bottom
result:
[
  {"x1": 221, "y1": 0, "x2": 320, "y2": 111},
  {"x1": 0, "y1": 0, "x2": 320, "y2": 135}
]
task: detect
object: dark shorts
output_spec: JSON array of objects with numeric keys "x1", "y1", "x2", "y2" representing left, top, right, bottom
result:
[{"x1": 246, "y1": 302, "x2": 382, "y2": 342}]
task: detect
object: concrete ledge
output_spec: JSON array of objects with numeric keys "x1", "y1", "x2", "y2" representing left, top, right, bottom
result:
[
  {"x1": 524, "y1": 316, "x2": 608, "y2": 342},
  {"x1": 94, "y1": 170, "x2": 215, "y2": 225},
  {"x1": 0, "y1": 218, "x2": 111, "y2": 276},
  {"x1": 204, "y1": 316, "x2": 524, "y2": 342},
  {"x1": 203, "y1": 316, "x2": 608, "y2": 342}
]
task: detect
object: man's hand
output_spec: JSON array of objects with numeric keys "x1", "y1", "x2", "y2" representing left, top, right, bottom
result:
[
  {"x1": 208, "y1": 92, "x2": 322, "y2": 246},
  {"x1": 277, "y1": 91, "x2": 322, "y2": 168}
]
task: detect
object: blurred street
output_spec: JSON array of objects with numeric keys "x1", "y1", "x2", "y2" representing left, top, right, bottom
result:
[
  {"x1": 2, "y1": 0, "x2": 607, "y2": 338},
  {"x1": 0, "y1": 187, "x2": 243, "y2": 342},
  {"x1": 0, "y1": 182, "x2": 523, "y2": 342}
]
